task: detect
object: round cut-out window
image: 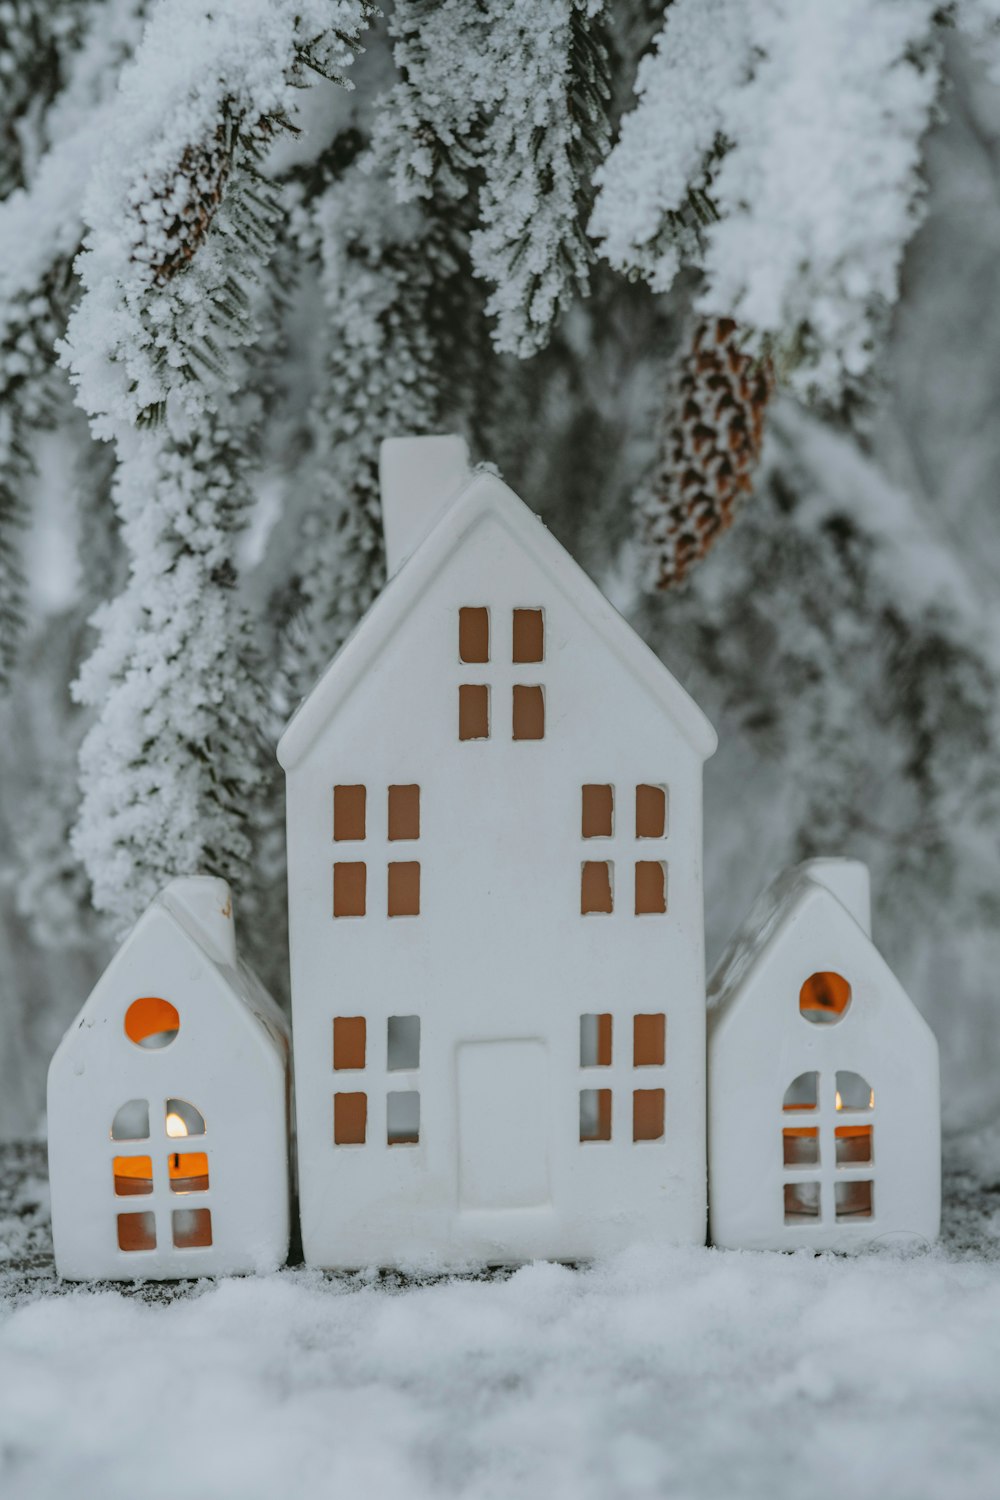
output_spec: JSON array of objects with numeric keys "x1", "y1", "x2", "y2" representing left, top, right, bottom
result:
[
  {"x1": 799, "y1": 971, "x2": 851, "y2": 1025},
  {"x1": 124, "y1": 997, "x2": 179, "y2": 1049}
]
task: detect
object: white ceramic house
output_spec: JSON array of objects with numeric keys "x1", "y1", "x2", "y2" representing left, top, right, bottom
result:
[
  {"x1": 47, "y1": 876, "x2": 291, "y2": 1280},
  {"x1": 278, "y1": 434, "x2": 718, "y2": 1268},
  {"x1": 707, "y1": 858, "x2": 940, "y2": 1252}
]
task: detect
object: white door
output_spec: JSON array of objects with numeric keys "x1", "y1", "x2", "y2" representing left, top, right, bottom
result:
[{"x1": 457, "y1": 1040, "x2": 550, "y2": 1209}]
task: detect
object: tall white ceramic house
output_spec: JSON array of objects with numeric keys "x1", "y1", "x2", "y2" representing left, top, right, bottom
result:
[
  {"x1": 48, "y1": 877, "x2": 291, "y2": 1280},
  {"x1": 708, "y1": 859, "x2": 941, "y2": 1251},
  {"x1": 279, "y1": 435, "x2": 718, "y2": 1268}
]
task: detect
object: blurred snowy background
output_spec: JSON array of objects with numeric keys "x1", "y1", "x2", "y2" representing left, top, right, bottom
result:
[{"x1": 3, "y1": 0, "x2": 1000, "y2": 1141}]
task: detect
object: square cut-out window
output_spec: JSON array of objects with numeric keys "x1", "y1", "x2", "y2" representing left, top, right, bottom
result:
[
  {"x1": 168, "y1": 1152, "x2": 209, "y2": 1193},
  {"x1": 333, "y1": 862, "x2": 366, "y2": 918},
  {"x1": 582, "y1": 784, "x2": 613, "y2": 838},
  {"x1": 633, "y1": 1013, "x2": 665, "y2": 1067},
  {"x1": 388, "y1": 861, "x2": 420, "y2": 917},
  {"x1": 581, "y1": 860, "x2": 613, "y2": 914},
  {"x1": 633, "y1": 1089, "x2": 665, "y2": 1141},
  {"x1": 835, "y1": 1126, "x2": 873, "y2": 1166},
  {"x1": 459, "y1": 607, "x2": 490, "y2": 663},
  {"x1": 784, "y1": 1181, "x2": 821, "y2": 1223},
  {"x1": 334, "y1": 1092, "x2": 367, "y2": 1145},
  {"x1": 459, "y1": 684, "x2": 490, "y2": 740},
  {"x1": 387, "y1": 1014, "x2": 420, "y2": 1071},
  {"x1": 580, "y1": 1013, "x2": 612, "y2": 1067},
  {"x1": 172, "y1": 1207, "x2": 213, "y2": 1249},
  {"x1": 635, "y1": 861, "x2": 667, "y2": 915},
  {"x1": 835, "y1": 1179, "x2": 873, "y2": 1220},
  {"x1": 334, "y1": 1016, "x2": 366, "y2": 1071},
  {"x1": 388, "y1": 1090, "x2": 420, "y2": 1145},
  {"x1": 388, "y1": 785, "x2": 420, "y2": 841},
  {"x1": 636, "y1": 784, "x2": 667, "y2": 839},
  {"x1": 512, "y1": 608, "x2": 544, "y2": 663},
  {"x1": 113, "y1": 1156, "x2": 153, "y2": 1197},
  {"x1": 513, "y1": 684, "x2": 544, "y2": 740},
  {"x1": 333, "y1": 784, "x2": 366, "y2": 841},
  {"x1": 580, "y1": 1088, "x2": 612, "y2": 1141},
  {"x1": 783, "y1": 1128, "x2": 819, "y2": 1167},
  {"x1": 117, "y1": 1211, "x2": 156, "y2": 1252}
]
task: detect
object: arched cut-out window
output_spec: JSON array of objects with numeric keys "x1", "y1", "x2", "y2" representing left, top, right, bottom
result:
[
  {"x1": 799, "y1": 972, "x2": 851, "y2": 1025},
  {"x1": 165, "y1": 1099, "x2": 206, "y2": 1138},
  {"x1": 124, "y1": 997, "x2": 179, "y2": 1049},
  {"x1": 835, "y1": 1072, "x2": 874, "y2": 1111},
  {"x1": 783, "y1": 1072, "x2": 818, "y2": 1111},
  {"x1": 111, "y1": 1099, "x2": 150, "y2": 1140}
]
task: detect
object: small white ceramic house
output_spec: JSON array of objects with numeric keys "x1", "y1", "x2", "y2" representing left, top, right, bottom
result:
[
  {"x1": 278, "y1": 435, "x2": 718, "y2": 1269},
  {"x1": 707, "y1": 858, "x2": 940, "y2": 1252},
  {"x1": 48, "y1": 876, "x2": 291, "y2": 1280}
]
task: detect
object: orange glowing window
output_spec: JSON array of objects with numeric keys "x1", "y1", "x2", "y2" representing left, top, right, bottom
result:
[
  {"x1": 512, "y1": 608, "x2": 544, "y2": 663},
  {"x1": 513, "y1": 685, "x2": 545, "y2": 740},
  {"x1": 835, "y1": 1125, "x2": 873, "y2": 1165},
  {"x1": 799, "y1": 971, "x2": 852, "y2": 1024},
  {"x1": 782, "y1": 1128, "x2": 819, "y2": 1167},
  {"x1": 633, "y1": 1089, "x2": 665, "y2": 1141},
  {"x1": 334, "y1": 1092, "x2": 367, "y2": 1145},
  {"x1": 124, "y1": 997, "x2": 179, "y2": 1049},
  {"x1": 633, "y1": 1014, "x2": 665, "y2": 1067},
  {"x1": 168, "y1": 1152, "x2": 210, "y2": 1193},
  {"x1": 581, "y1": 860, "x2": 613, "y2": 914},
  {"x1": 113, "y1": 1156, "x2": 153, "y2": 1196},
  {"x1": 334, "y1": 1016, "x2": 366, "y2": 1071},
  {"x1": 459, "y1": 607, "x2": 490, "y2": 663},
  {"x1": 333, "y1": 785, "x2": 366, "y2": 841},
  {"x1": 635, "y1": 861, "x2": 667, "y2": 915},
  {"x1": 636, "y1": 784, "x2": 667, "y2": 839},
  {"x1": 582, "y1": 784, "x2": 613, "y2": 838},
  {"x1": 580, "y1": 1088, "x2": 612, "y2": 1142},
  {"x1": 388, "y1": 861, "x2": 420, "y2": 917},
  {"x1": 580, "y1": 1013, "x2": 612, "y2": 1067},
  {"x1": 333, "y1": 862, "x2": 366, "y2": 918},
  {"x1": 117, "y1": 1211, "x2": 156, "y2": 1252},
  {"x1": 459, "y1": 684, "x2": 490, "y2": 740},
  {"x1": 388, "y1": 785, "x2": 420, "y2": 841},
  {"x1": 172, "y1": 1207, "x2": 213, "y2": 1248},
  {"x1": 784, "y1": 1182, "x2": 821, "y2": 1223}
]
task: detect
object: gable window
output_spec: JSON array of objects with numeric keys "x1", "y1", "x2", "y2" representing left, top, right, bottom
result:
[
  {"x1": 333, "y1": 785, "x2": 366, "y2": 841},
  {"x1": 782, "y1": 1070, "x2": 874, "y2": 1224},
  {"x1": 458, "y1": 607, "x2": 546, "y2": 741}
]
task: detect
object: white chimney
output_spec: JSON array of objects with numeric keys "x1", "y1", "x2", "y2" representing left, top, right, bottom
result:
[
  {"x1": 160, "y1": 876, "x2": 238, "y2": 966},
  {"x1": 379, "y1": 434, "x2": 472, "y2": 577},
  {"x1": 800, "y1": 858, "x2": 871, "y2": 938}
]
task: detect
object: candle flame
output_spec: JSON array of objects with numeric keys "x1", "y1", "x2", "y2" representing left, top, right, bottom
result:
[
  {"x1": 165, "y1": 1111, "x2": 188, "y2": 1138},
  {"x1": 835, "y1": 1091, "x2": 843, "y2": 1111}
]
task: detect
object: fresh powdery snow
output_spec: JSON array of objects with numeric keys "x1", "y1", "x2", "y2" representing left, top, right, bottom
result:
[{"x1": 2, "y1": 1131, "x2": 1000, "y2": 1500}]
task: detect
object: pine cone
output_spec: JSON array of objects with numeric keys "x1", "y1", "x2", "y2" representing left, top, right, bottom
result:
[{"x1": 643, "y1": 317, "x2": 774, "y2": 589}]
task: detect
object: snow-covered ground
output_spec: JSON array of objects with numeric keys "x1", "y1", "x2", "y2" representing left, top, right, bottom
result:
[{"x1": 2, "y1": 1131, "x2": 1000, "y2": 1500}]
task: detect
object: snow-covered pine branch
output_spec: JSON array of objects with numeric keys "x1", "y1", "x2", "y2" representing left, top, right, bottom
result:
[
  {"x1": 71, "y1": 406, "x2": 266, "y2": 929},
  {"x1": 592, "y1": 0, "x2": 950, "y2": 400},
  {"x1": 376, "y1": 0, "x2": 611, "y2": 357},
  {"x1": 62, "y1": 0, "x2": 374, "y2": 432}
]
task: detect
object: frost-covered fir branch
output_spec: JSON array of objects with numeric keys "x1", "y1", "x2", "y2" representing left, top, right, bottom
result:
[
  {"x1": 0, "y1": 0, "x2": 147, "y2": 688},
  {"x1": 62, "y1": 0, "x2": 374, "y2": 431},
  {"x1": 591, "y1": 0, "x2": 960, "y2": 399},
  {"x1": 71, "y1": 405, "x2": 267, "y2": 929},
  {"x1": 376, "y1": 0, "x2": 611, "y2": 357}
]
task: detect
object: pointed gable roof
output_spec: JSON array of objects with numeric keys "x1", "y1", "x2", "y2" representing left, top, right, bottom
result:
[{"x1": 277, "y1": 467, "x2": 717, "y2": 771}]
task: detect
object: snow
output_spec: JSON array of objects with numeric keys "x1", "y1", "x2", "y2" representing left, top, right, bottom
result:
[{"x1": 1, "y1": 1135, "x2": 1000, "y2": 1500}]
